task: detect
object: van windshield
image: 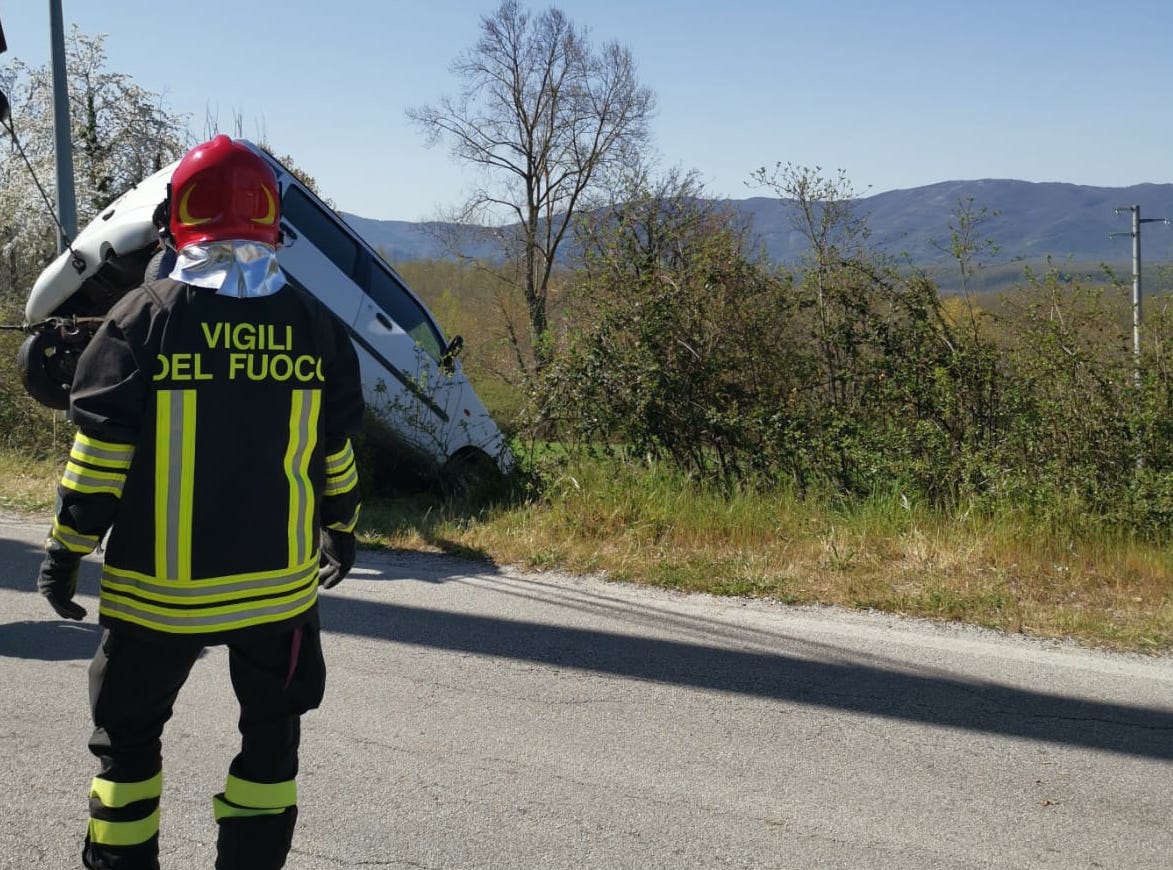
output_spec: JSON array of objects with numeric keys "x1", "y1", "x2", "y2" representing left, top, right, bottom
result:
[
  {"x1": 279, "y1": 183, "x2": 445, "y2": 362},
  {"x1": 280, "y1": 186, "x2": 359, "y2": 280}
]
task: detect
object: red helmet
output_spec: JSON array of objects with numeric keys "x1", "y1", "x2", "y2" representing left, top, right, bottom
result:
[{"x1": 168, "y1": 135, "x2": 280, "y2": 250}]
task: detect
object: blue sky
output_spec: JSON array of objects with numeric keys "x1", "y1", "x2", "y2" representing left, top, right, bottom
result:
[{"x1": 3, "y1": 1, "x2": 1172, "y2": 221}]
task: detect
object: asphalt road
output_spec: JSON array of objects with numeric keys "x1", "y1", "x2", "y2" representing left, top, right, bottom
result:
[{"x1": 1, "y1": 509, "x2": 1170, "y2": 869}]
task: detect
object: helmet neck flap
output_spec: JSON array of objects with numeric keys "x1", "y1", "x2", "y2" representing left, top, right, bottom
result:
[{"x1": 169, "y1": 240, "x2": 285, "y2": 298}]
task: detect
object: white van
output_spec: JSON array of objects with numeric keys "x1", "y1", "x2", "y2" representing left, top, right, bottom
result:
[{"x1": 18, "y1": 140, "x2": 512, "y2": 484}]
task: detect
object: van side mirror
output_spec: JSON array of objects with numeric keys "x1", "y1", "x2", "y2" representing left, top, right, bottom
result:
[
  {"x1": 441, "y1": 334, "x2": 464, "y2": 372},
  {"x1": 0, "y1": 90, "x2": 10, "y2": 126}
]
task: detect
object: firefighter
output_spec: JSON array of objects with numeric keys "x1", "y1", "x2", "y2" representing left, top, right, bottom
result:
[{"x1": 34, "y1": 134, "x2": 365, "y2": 870}]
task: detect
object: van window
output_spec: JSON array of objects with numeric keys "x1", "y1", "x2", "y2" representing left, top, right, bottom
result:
[
  {"x1": 368, "y1": 264, "x2": 445, "y2": 361},
  {"x1": 281, "y1": 187, "x2": 358, "y2": 280}
]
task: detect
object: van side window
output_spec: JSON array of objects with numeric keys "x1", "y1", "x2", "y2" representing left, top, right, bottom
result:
[
  {"x1": 281, "y1": 187, "x2": 358, "y2": 279},
  {"x1": 368, "y1": 264, "x2": 445, "y2": 361}
]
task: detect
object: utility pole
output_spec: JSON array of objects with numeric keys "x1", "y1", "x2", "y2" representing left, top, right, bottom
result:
[
  {"x1": 49, "y1": 0, "x2": 77, "y2": 253},
  {"x1": 1112, "y1": 205, "x2": 1170, "y2": 386}
]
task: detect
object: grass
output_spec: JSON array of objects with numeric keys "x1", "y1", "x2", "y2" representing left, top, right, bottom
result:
[
  {"x1": 375, "y1": 457, "x2": 1172, "y2": 654},
  {"x1": 5, "y1": 447, "x2": 1170, "y2": 654},
  {"x1": 0, "y1": 452, "x2": 68, "y2": 512}
]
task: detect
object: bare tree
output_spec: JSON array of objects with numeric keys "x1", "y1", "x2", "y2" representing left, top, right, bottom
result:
[{"x1": 408, "y1": 0, "x2": 655, "y2": 375}]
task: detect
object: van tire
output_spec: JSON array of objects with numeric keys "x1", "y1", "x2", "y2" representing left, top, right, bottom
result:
[
  {"x1": 439, "y1": 449, "x2": 501, "y2": 499},
  {"x1": 16, "y1": 330, "x2": 74, "y2": 411}
]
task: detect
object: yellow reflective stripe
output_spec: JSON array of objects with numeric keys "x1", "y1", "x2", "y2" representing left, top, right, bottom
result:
[
  {"x1": 99, "y1": 586, "x2": 318, "y2": 619},
  {"x1": 61, "y1": 462, "x2": 126, "y2": 497},
  {"x1": 90, "y1": 773, "x2": 162, "y2": 808},
  {"x1": 325, "y1": 440, "x2": 354, "y2": 474},
  {"x1": 101, "y1": 559, "x2": 318, "y2": 605},
  {"x1": 87, "y1": 808, "x2": 160, "y2": 847},
  {"x1": 213, "y1": 795, "x2": 285, "y2": 822},
  {"x1": 98, "y1": 583, "x2": 317, "y2": 634},
  {"x1": 324, "y1": 462, "x2": 359, "y2": 496},
  {"x1": 225, "y1": 774, "x2": 297, "y2": 809},
  {"x1": 50, "y1": 519, "x2": 100, "y2": 554},
  {"x1": 301, "y1": 392, "x2": 321, "y2": 562},
  {"x1": 284, "y1": 390, "x2": 320, "y2": 568},
  {"x1": 156, "y1": 390, "x2": 197, "y2": 581},
  {"x1": 177, "y1": 391, "x2": 197, "y2": 581},
  {"x1": 326, "y1": 503, "x2": 361, "y2": 533},
  {"x1": 72, "y1": 433, "x2": 134, "y2": 469},
  {"x1": 155, "y1": 392, "x2": 172, "y2": 579}
]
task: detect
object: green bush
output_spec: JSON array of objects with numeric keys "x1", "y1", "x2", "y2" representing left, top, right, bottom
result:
[{"x1": 530, "y1": 171, "x2": 1173, "y2": 543}]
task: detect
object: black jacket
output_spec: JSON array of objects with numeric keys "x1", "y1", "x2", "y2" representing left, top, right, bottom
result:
[{"x1": 49, "y1": 277, "x2": 364, "y2": 642}]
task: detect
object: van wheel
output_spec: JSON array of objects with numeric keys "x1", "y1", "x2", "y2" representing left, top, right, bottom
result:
[
  {"x1": 439, "y1": 449, "x2": 501, "y2": 499},
  {"x1": 16, "y1": 330, "x2": 77, "y2": 410}
]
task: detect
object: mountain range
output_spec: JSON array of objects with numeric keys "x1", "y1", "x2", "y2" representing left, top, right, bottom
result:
[{"x1": 341, "y1": 179, "x2": 1173, "y2": 277}]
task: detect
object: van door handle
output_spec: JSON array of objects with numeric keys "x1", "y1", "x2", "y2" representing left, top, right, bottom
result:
[{"x1": 375, "y1": 312, "x2": 393, "y2": 330}]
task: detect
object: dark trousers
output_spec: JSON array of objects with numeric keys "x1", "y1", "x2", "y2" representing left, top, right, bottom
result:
[{"x1": 82, "y1": 620, "x2": 326, "y2": 870}]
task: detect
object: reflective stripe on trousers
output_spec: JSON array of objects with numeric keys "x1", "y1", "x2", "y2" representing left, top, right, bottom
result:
[{"x1": 87, "y1": 772, "x2": 163, "y2": 848}]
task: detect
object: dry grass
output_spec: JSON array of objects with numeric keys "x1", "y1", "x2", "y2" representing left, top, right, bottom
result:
[
  {"x1": 361, "y1": 460, "x2": 1173, "y2": 654},
  {"x1": 0, "y1": 453, "x2": 64, "y2": 512},
  {"x1": 5, "y1": 450, "x2": 1170, "y2": 653}
]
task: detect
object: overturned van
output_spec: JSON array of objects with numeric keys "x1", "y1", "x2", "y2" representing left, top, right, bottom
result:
[{"x1": 18, "y1": 139, "x2": 511, "y2": 484}]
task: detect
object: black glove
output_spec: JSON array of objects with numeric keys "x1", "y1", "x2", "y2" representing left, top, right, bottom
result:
[
  {"x1": 318, "y1": 529, "x2": 356, "y2": 589},
  {"x1": 37, "y1": 541, "x2": 87, "y2": 620}
]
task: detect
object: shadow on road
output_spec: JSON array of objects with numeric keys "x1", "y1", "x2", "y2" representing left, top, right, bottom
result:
[
  {"x1": 0, "y1": 620, "x2": 102, "y2": 660},
  {"x1": 0, "y1": 534, "x2": 105, "y2": 660},
  {"x1": 318, "y1": 592, "x2": 1173, "y2": 762},
  {"x1": 0, "y1": 530, "x2": 52, "y2": 590},
  {"x1": 5, "y1": 528, "x2": 1171, "y2": 762}
]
